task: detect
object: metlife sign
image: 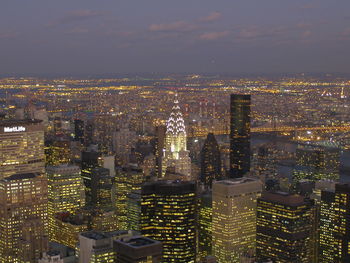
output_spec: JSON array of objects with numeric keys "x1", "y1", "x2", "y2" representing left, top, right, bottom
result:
[{"x1": 4, "y1": 126, "x2": 26, "y2": 133}]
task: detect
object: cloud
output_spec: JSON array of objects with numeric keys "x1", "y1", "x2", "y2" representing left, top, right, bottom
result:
[
  {"x1": 302, "y1": 30, "x2": 312, "y2": 38},
  {"x1": 199, "y1": 31, "x2": 229, "y2": 40},
  {"x1": 296, "y1": 23, "x2": 312, "y2": 29},
  {"x1": 340, "y1": 28, "x2": 350, "y2": 39},
  {"x1": 149, "y1": 21, "x2": 198, "y2": 32},
  {"x1": 48, "y1": 9, "x2": 106, "y2": 27},
  {"x1": 65, "y1": 27, "x2": 90, "y2": 34},
  {"x1": 298, "y1": 3, "x2": 317, "y2": 10},
  {"x1": 236, "y1": 26, "x2": 274, "y2": 39},
  {"x1": 0, "y1": 31, "x2": 18, "y2": 39},
  {"x1": 199, "y1": 12, "x2": 222, "y2": 22}
]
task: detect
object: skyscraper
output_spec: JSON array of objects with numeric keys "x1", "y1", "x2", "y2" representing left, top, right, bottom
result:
[
  {"x1": 319, "y1": 183, "x2": 350, "y2": 262},
  {"x1": 200, "y1": 133, "x2": 221, "y2": 188},
  {"x1": 45, "y1": 139, "x2": 71, "y2": 166},
  {"x1": 46, "y1": 164, "x2": 85, "y2": 242},
  {"x1": 256, "y1": 191, "x2": 315, "y2": 263},
  {"x1": 0, "y1": 119, "x2": 48, "y2": 263},
  {"x1": 141, "y1": 180, "x2": 197, "y2": 263},
  {"x1": 0, "y1": 173, "x2": 48, "y2": 263},
  {"x1": 74, "y1": 119, "x2": 85, "y2": 143},
  {"x1": 90, "y1": 167, "x2": 114, "y2": 209},
  {"x1": 126, "y1": 190, "x2": 141, "y2": 231},
  {"x1": 198, "y1": 191, "x2": 212, "y2": 260},
  {"x1": 229, "y1": 94, "x2": 251, "y2": 178},
  {"x1": 78, "y1": 230, "x2": 136, "y2": 263},
  {"x1": 212, "y1": 178, "x2": 262, "y2": 263},
  {"x1": 0, "y1": 119, "x2": 45, "y2": 179},
  {"x1": 81, "y1": 150, "x2": 101, "y2": 205},
  {"x1": 162, "y1": 94, "x2": 191, "y2": 179},
  {"x1": 154, "y1": 124, "x2": 166, "y2": 177},
  {"x1": 115, "y1": 165, "x2": 144, "y2": 230}
]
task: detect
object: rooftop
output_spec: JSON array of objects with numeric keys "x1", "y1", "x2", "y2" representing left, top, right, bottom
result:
[
  {"x1": 81, "y1": 231, "x2": 108, "y2": 240},
  {"x1": 0, "y1": 119, "x2": 42, "y2": 127},
  {"x1": 4, "y1": 173, "x2": 38, "y2": 181},
  {"x1": 260, "y1": 191, "x2": 306, "y2": 206},
  {"x1": 216, "y1": 177, "x2": 256, "y2": 185},
  {"x1": 121, "y1": 237, "x2": 156, "y2": 248}
]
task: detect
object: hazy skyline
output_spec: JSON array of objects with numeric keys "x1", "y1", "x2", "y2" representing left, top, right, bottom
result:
[{"x1": 1, "y1": 0, "x2": 350, "y2": 76}]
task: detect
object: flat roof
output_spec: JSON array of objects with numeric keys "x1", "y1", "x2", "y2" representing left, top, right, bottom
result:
[
  {"x1": 216, "y1": 177, "x2": 256, "y2": 185},
  {"x1": 0, "y1": 119, "x2": 42, "y2": 126},
  {"x1": 81, "y1": 231, "x2": 108, "y2": 240},
  {"x1": 123, "y1": 237, "x2": 156, "y2": 247},
  {"x1": 4, "y1": 173, "x2": 38, "y2": 181}
]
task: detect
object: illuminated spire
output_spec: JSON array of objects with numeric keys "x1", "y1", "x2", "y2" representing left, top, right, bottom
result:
[
  {"x1": 166, "y1": 93, "x2": 186, "y2": 137},
  {"x1": 162, "y1": 93, "x2": 191, "y2": 178}
]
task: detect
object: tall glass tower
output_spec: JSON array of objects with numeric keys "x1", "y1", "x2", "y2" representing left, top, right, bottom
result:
[
  {"x1": 200, "y1": 133, "x2": 221, "y2": 188},
  {"x1": 230, "y1": 94, "x2": 251, "y2": 178},
  {"x1": 141, "y1": 180, "x2": 196, "y2": 263}
]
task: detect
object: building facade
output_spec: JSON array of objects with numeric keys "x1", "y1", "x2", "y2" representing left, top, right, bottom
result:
[
  {"x1": 0, "y1": 173, "x2": 48, "y2": 263},
  {"x1": 200, "y1": 133, "x2": 221, "y2": 188},
  {"x1": 256, "y1": 191, "x2": 315, "y2": 263},
  {"x1": 229, "y1": 94, "x2": 251, "y2": 178},
  {"x1": 0, "y1": 119, "x2": 45, "y2": 179},
  {"x1": 319, "y1": 184, "x2": 350, "y2": 262},
  {"x1": 114, "y1": 236, "x2": 162, "y2": 263},
  {"x1": 212, "y1": 178, "x2": 262, "y2": 263},
  {"x1": 162, "y1": 94, "x2": 191, "y2": 179},
  {"x1": 141, "y1": 180, "x2": 197, "y2": 263},
  {"x1": 46, "y1": 164, "x2": 85, "y2": 242}
]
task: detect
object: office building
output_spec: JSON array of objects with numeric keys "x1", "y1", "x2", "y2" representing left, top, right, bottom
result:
[
  {"x1": 161, "y1": 94, "x2": 192, "y2": 179},
  {"x1": 126, "y1": 190, "x2": 142, "y2": 231},
  {"x1": 292, "y1": 144, "x2": 340, "y2": 185},
  {"x1": 46, "y1": 164, "x2": 85, "y2": 241},
  {"x1": 45, "y1": 139, "x2": 71, "y2": 166},
  {"x1": 154, "y1": 125, "x2": 166, "y2": 177},
  {"x1": 200, "y1": 133, "x2": 221, "y2": 188},
  {"x1": 141, "y1": 180, "x2": 197, "y2": 263},
  {"x1": 78, "y1": 230, "x2": 135, "y2": 263},
  {"x1": 112, "y1": 126, "x2": 137, "y2": 165},
  {"x1": 0, "y1": 119, "x2": 45, "y2": 179},
  {"x1": 90, "y1": 167, "x2": 114, "y2": 209},
  {"x1": 51, "y1": 212, "x2": 88, "y2": 249},
  {"x1": 229, "y1": 94, "x2": 251, "y2": 178},
  {"x1": 256, "y1": 191, "x2": 315, "y2": 263},
  {"x1": 0, "y1": 173, "x2": 48, "y2": 263},
  {"x1": 212, "y1": 178, "x2": 262, "y2": 263},
  {"x1": 39, "y1": 251, "x2": 64, "y2": 263},
  {"x1": 114, "y1": 236, "x2": 162, "y2": 263},
  {"x1": 319, "y1": 183, "x2": 350, "y2": 262},
  {"x1": 115, "y1": 165, "x2": 144, "y2": 230},
  {"x1": 198, "y1": 191, "x2": 212, "y2": 260},
  {"x1": 74, "y1": 119, "x2": 85, "y2": 143}
]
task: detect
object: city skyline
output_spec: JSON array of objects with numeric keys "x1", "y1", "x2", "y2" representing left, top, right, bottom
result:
[{"x1": 1, "y1": 1, "x2": 350, "y2": 262}]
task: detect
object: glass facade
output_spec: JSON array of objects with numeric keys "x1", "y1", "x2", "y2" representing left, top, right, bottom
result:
[{"x1": 141, "y1": 180, "x2": 196, "y2": 263}]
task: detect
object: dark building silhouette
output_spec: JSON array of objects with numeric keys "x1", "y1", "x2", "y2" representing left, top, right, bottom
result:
[
  {"x1": 256, "y1": 191, "x2": 315, "y2": 263},
  {"x1": 74, "y1": 119, "x2": 84, "y2": 143},
  {"x1": 200, "y1": 133, "x2": 221, "y2": 188},
  {"x1": 90, "y1": 167, "x2": 113, "y2": 209},
  {"x1": 141, "y1": 180, "x2": 196, "y2": 263},
  {"x1": 230, "y1": 94, "x2": 251, "y2": 178},
  {"x1": 114, "y1": 236, "x2": 163, "y2": 263},
  {"x1": 81, "y1": 151, "x2": 101, "y2": 205},
  {"x1": 154, "y1": 125, "x2": 166, "y2": 178}
]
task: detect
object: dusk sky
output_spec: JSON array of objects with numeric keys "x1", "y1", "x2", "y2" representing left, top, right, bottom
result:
[{"x1": 1, "y1": 0, "x2": 350, "y2": 75}]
